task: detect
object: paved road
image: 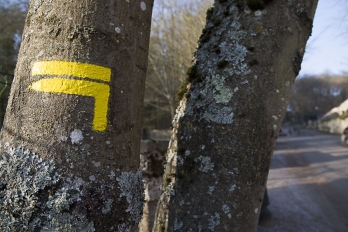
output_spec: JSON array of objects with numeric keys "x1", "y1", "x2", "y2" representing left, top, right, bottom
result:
[{"x1": 258, "y1": 128, "x2": 348, "y2": 232}]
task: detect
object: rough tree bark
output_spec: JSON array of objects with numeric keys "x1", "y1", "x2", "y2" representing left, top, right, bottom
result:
[
  {"x1": 0, "y1": 0, "x2": 153, "y2": 231},
  {"x1": 153, "y1": 0, "x2": 318, "y2": 231}
]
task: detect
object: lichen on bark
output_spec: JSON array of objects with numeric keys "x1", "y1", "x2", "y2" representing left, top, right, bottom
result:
[
  {"x1": 0, "y1": 147, "x2": 93, "y2": 231},
  {"x1": 154, "y1": 0, "x2": 318, "y2": 231},
  {"x1": 0, "y1": 0, "x2": 154, "y2": 230},
  {"x1": 0, "y1": 146, "x2": 145, "y2": 232},
  {"x1": 116, "y1": 168, "x2": 145, "y2": 231}
]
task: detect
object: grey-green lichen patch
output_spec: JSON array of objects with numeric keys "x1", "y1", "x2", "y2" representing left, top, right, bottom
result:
[
  {"x1": 208, "y1": 213, "x2": 220, "y2": 231},
  {"x1": 203, "y1": 106, "x2": 234, "y2": 124},
  {"x1": 177, "y1": 155, "x2": 184, "y2": 166},
  {"x1": 208, "y1": 186, "x2": 215, "y2": 195},
  {"x1": 174, "y1": 218, "x2": 183, "y2": 231},
  {"x1": 41, "y1": 186, "x2": 94, "y2": 232},
  {"x1": 46, "y1": 188, "x2": 73, "y2": 213},
  {"x1": 92, "y1": 161, "x2": 100, "y2": 167},
  {"x1": 0, "y1": 147, "x2": 55, "y2": 230},
  {"x1": 116, "y1": 168, "x2": 144, "y2": 229},
  {"x1": 211, "y1": 74, "x2": 233, "y2": 104},
  {"x1": 229, "y1": 184, "x2": 237, "y2": 192},
  {"x1": 196, "y1": 8, "x2": 250, "y2": 76},
  {"x1": 108, "y1": 170, "x2": 116, "y2": 180},
  {"x1": 219, "y1": 41, "x2": 247, "y2": 65},
  {"x1": 118, "y1": 223, "x2": 131, "y2": 232},
  {"x1": 0, "y1": 147, "x2": 94, "y2": 231},
  {"x1": 194, "y1": 156, "x2": 214, "y2": 173},
  {"x1": 184, "y1": 4, "x2": 252, "y2": 125},
  {"x1": 185, "y1": 70, "x2": 234, "y2": 124},
  {"x1": 222, "y1": 204, "x2": 230, "y2": 214},
  {"x1": 102, "y1": 198, "x2": 114, "y2": 214}
]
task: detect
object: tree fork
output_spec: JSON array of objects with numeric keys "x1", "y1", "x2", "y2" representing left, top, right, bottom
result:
[
  {"x1": 0, "y1": 0, "x2": 153, "y2": 231},
  {"x1": 154, "y1": 0, "x2": 318, "y2": 231}
]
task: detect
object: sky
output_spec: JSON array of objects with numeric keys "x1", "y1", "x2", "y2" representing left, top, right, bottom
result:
[
  {"x1": 299, "y1": 0, "x2": 348, "y2": 76},
  {"x1": 153, "y1": 0, "x2": 348, "y2": 77},
  {"x1": 4, "y1": 0, "x2": 348, "y2": 77}
]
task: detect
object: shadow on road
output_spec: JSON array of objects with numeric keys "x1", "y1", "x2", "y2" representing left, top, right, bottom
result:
[
  {"x1": 270, "y1": 150, "x2": 348, "y2": 169},
  {"x1": 258, "y1": 128, "x2": 348, "y2": 231},
  {"x1": 258, "y1": 179, "x2": 348, "y2": 232}
]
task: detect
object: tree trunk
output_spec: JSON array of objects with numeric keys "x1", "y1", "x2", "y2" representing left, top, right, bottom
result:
[
  {"x1": 0, "y1": 0, "x2": 153, "y2": 231},
  {"x1": 153, "y1": 0, "x2": 318, "y2": 231}
]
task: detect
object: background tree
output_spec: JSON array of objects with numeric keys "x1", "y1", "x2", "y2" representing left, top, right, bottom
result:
[
  {"x1": 0, "y1": 0, "x2": 28, "y2": 128},
  {"x1": 289, "y1": 74, "x2": 348, "y2": 122},
  {"x1": 143, "y1": 0, "x2": 212, "y2": 129},
  {"x1": 0, "y1": 0, "x2": 28, "y2": 73},
  {"x1": 0, "y1": 0, "x2": 153, "y2": 231},
  {"x1": 153, "y1": 0, "x2": 318, "y2": 231}
]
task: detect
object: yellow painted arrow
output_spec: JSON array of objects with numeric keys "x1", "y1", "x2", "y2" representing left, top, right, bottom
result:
[{"x1": 30, "y1": 61, "x2": 111, "y2": 132}]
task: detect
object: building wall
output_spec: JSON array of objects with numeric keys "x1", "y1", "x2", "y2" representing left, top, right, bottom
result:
[
  {"x1": 319, "y1": 99, "x2": 348, "y2": 134},
  {"x1": 319, "y1": 118, "x2": 348, "y2": 134}
]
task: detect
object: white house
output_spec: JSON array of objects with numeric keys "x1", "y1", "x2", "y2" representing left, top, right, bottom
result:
[{"x1": 319, "y1": 99, "x2": 348, "y2": 134}]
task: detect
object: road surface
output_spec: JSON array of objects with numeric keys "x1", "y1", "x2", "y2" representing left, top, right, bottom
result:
[{"x1": 258, "y1": 128, "x2": 348, "y2": 232}]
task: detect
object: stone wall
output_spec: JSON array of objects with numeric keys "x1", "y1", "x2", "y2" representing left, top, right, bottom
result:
[{"x1": 139, "y1": 138, "x2": 169, "y2": 232}]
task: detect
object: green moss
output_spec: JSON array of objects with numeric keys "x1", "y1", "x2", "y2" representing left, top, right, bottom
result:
[
  {"x1": 247, "y1": 46, "x2": 255, "y2": 52},
  {"x1": 247, "y1": 0, "x2": 272, "y2": 10},
  {"x1": 235, "y1": 0, "x2": 244, "y2": 8},
  {"x1": 247, "y1": 0, "x2": 265, "y2": 10},
  {"x1": 200, "y1": 34, "x2": 211, "y2": 43},
  {"x1": 217, "y1": 60, "x2": 228, "y2": 69},
  {"x1": 213, "y1": 19, "x2": 222, "y2": 27},
  {"x1": 199, "y1": 27, "x2": 212, "y2": 43},
  {"x1": 186, "y1": 65, "x2": 201, "y2": 82},
  {"x1": 178, "y1": 64, "x2": 202, "y2": 100},
  {"x1": 248, "y1": 59, "x2": 259, "y2": 66},
  {"x1": 178, "y1": 79, "x2": 189, "y2": 101},
  {"x1": 213, "y1": 45, "x2": 221, "y2": 54},
  {"x1": 206, "y1": 7, "x2": 214, "y2": 20}
]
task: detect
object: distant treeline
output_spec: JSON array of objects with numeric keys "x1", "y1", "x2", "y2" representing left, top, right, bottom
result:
[{"x1": 289, "y1": 74, "x2": 348, "y2": 123}]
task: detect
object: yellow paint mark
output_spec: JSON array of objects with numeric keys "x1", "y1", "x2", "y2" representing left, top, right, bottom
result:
[
  {"x1": 30, "y1": 78, "x2": 110, "y2": 132},
  {"x1": 30, "y1": 61, "x2": 112, "y2": 132},
  {"x1": 32, "y1": 61, "x2": 111, "y2": 82}
]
